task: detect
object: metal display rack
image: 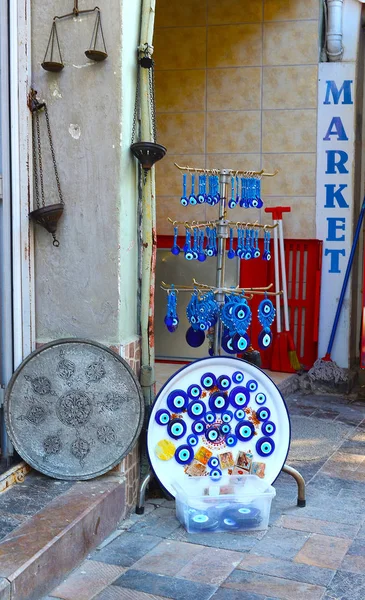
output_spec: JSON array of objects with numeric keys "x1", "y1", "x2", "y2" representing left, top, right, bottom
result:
[{"x1": 136, "y1": 163, "x2": 306, "y2": 513}]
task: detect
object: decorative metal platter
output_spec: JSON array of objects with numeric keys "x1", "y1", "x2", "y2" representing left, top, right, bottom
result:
[
  {"x1": 5, "y1": 339, "x2": 144, "y2": 480},
  {"x1": 147, "y1": 357, "x2": 290, "y2": 498}
]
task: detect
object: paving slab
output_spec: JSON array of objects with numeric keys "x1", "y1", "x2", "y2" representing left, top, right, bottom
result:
[
  {"x1": 113, "y1": 569, "x2": 217, "y2": 600},
  {"x1": 237, "y1": 553, "x2": 335, "y2": 587},
  {"x1": 221, "y1": 569, "x2": 325, "y2": 600},
  {"x1": 90, "y1": 532, "x2": 163, "y2": 567}
]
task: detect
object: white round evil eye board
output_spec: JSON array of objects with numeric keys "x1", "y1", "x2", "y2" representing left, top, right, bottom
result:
[{"x1": 147, "y1": 357, "x2": 291, "y2": 498}]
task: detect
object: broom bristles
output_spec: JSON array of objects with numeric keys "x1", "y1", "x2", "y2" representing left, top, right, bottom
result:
[
  {"x1": 287, "y1": 332, "x2": 301, "y2": 370},
  {"x1": 289, "y1": 349, "x2": 301, "y2": 371}
]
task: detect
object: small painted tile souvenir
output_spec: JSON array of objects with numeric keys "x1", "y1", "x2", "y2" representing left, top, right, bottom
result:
[
  {"x1": 155, "y1": 439, "x2": 176, "y2": 461},
  {"x1": 219, "y1": 451, "x2": 235, "y2": 470},
  {"x1": 219, "y1": 485, "x2": 235, "y2": 495},
  {"x1": 251, "y1": 461, "x2": 266, "y2": 478},
  {"x1": 232, "y1": 466, "x2": 246, "y2": 475},
  {"x1": 236, "y1": 450, "x2": 253, "y2": 472},
  {"x1": 185, "y1": 459, "x2": 207, "y2": 477},
  {"x1": 195, "y1": 445, "x2": 213, "y2": 465}
]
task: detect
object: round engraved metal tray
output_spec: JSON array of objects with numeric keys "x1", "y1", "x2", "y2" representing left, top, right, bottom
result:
[{"x1": 5, "y1": 339, "x2": 144, "y2": 480}]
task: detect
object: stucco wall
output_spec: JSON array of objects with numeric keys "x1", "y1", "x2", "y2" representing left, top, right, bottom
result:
[
  {"x1": 154, "y1": 0, "x2": 320, "y2": 239},
  {"x1": 31, "y1": 0, "x2": 140, "y2": 348}
]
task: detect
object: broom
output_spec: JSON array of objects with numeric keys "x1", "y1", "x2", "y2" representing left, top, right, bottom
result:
[
  {"x1": 322, "y1": 195, "x2": 365, "y2": 363},
  {"x1": 277, "y1": 216, "x2": 301, "y2": 370}
]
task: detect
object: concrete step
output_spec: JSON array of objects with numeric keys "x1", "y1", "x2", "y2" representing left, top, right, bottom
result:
[{"x1": 0, "y1": 475, "x2": 125, "y2": 600}]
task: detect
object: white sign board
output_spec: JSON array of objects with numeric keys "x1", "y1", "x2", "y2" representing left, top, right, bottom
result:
[{"x1": 316, "y1": 62, "x2": 356, "y2": 368}]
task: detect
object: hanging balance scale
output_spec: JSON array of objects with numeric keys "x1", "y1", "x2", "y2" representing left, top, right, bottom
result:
[
  {"x1": 29, "y1": 90, "x2": 64, "y2": 247},
  {"x1": 131, "y1": 44, "x2": 166, "y2": 180},
  {"x1": 41, "y1": 1, "x2": 108, "y2": 72}
]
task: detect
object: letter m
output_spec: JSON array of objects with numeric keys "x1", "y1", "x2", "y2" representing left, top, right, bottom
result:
[{"x1": 324, "y1": 80, "x2": 353, "y2": 105}]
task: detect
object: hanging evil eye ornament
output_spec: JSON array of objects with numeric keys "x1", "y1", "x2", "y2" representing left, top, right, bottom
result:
[
  {"x1": 254, "y1": 177, "x2": 263, "y2": 209},
  {"x1": 206, "y1": 175, "x2": 213, "y2": 205},
  {"x1": 212, "y1": 174, "x2": 220, "y2": 205},
  {"x1": 164, "y1": 286, "x2": 179, "y2": 333},
  {"x1": 244, "y1": 227, "x2": 252, "y2": 260},
  {"x1": 192, "y1": 228, "x2": 199, "y2": 260},
  {"x1": 171, "y1": 226, "x2": 180, "y2": 256},
  {"x1": 198, "y1": 229, "x2": 206, "y2": 262},
  {"x1": 236, "y1": 226, "x2": 243, "y2": 258},
  {"x1": 227, "y1": 228, "x2": 235, "y2": 259},
  {"x1": 228, "y1": 177, "x2": 237, "y2": 209},
  {"x1": 220, "y1": 294, "x2": 252, "y2": 354},
  {"x1": 197, "y1": 174, "x2": 206, "y2": 204},
  {"x1": 180, "y1": 173, "x2": 188, "y2": 206},
  {"x1": 253, "y1": 228, "x2": 260, "y2": 259},
  {"x1": 240, "y1": 177, "x2": 249, "y2": 208},
  {"x1": 189, "y1": 174, "x2": 197, "y2": 205},
  {"x1": 184, "y1": 228, "x2": 194, "y2": 261},
  {"x1": 257, "y1": 294, "x2": 275, "y2": 350},
  {"x1": 263, "y1": 228, "x2": 271, "y2": 261},
  {"x1": 205, "y1": 227, "x2": 214, "y2": 257}
]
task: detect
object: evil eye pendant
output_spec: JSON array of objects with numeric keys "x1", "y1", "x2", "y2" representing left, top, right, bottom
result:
[
  {"x1": 255, "y1": 392, "x2": 266, "y2": 405},
  {"x1": 232, "y1": 371, "x2": 244, "y2": 384},
  {"x1": 168, "y1": 418, "x2": 187, "y2": 440},
  {"x1": 206, "y1": 427, "x2": 220, "y2": 443},
  {"x1": 235, "y1": 421, "x2": 255, "y2": 442},
  {"x1": 221, "y1": 410, "x2": 233, "y2": 423},
  {"x1": 205, "y1": 411, "x2": 216, "y2": 424},
  {"x1": 201, "y1": 372, "x2": 216, "y2": 389},
  {"x1": 229, "y1": 386, "x2": 250, "y2": 409},
  {"x1": 256, "y1": 407, "x2": 271, "y2": 422},
  {"x1": 210, "y1": 468, "x2": 222, "y2": 481},
  {"x1": 187, "y1": 384, "x2": 202, "y2": 399},
  {"x1": 235, "y1": 409, "x2": 246, "y2": 421},
  {"x1": 208, "y1": 456, "x2": 220, "y2": 469},
  {"x1": 256, "y1": 437, "x2": 275, "y2": 457},
  {"x1": 187, "y1": 400, "x2": 206, "y2": 420},
  {"x1": 175, "y1": 445, "x2": 194, "y2": 465},
  {"x1": 258, "y1": 328, "x2": 273, "y2": 350},
  {"x1": 155, "y1": 409, "x2": 170, "y2": 426},
  {"x1": 209, "y1": 391, "x2": 229, "y2": 413},
  {"x1": 187, "y1": 434, "x2": 199, "y2": 447},
  {"x1": 220, "y1": 423, "x2": 231, "y2": 435},
  {"x1": 262, "y1": 421, "x2": 276, "y2": 436},
  {"x1": 217, "y1": 375, "x2": 231, "y2": 391},
  {"x1": 246, "y1": 380, "x2": 258, "y2": 393},
  {"x1": 167, "y1": 390, "x2": 188, "y2": 413},
  {"x1": 192, "y1": 420, "x2": 206, "y2": 436},
  {"x1": 226, "y1": 434, "x2": 238, "y2": 447}
]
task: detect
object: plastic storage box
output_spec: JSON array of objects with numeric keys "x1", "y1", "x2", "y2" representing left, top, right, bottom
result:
[{"x1": 173, "y1": 474, "x2": 276, "y2": 533}]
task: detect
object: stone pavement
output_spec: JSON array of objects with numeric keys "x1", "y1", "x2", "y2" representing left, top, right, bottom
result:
[{"x1": 43, "y1": 393, "x2": 365, "y2": 600}]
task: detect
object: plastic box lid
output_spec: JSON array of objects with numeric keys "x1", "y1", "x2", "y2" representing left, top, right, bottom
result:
[{"x1": 172, "y1": 474, "x2": 276, "y2": 503}]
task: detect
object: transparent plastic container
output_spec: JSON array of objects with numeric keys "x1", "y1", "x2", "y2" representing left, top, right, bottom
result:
[{"x1": 173, "y1": 474, "x2": 276, "y2": 534}]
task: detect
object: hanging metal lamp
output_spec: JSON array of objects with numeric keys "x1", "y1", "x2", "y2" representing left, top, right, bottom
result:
[
  {"x1": 28, "y1": 90, "x2": 65, "y2": 247},
  {"x1": 131, "y1": 44, "x2": 166, "y2": 177}
]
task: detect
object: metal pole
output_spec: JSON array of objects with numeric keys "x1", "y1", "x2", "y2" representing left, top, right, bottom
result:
[
  {"x1": 0, "y1": 0, "x2": 14, "y2": 458},
  {"x1": 213, "y1": 170, "x2": 230, "y2": 355},
  {"x1": 282, "y1": 464, "x2": 306, "y2": 507}
]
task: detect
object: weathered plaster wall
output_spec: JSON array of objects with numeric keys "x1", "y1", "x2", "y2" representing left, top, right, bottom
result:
[{"x1": 31, "y1": 0, "x2": 140, "y2": 347}]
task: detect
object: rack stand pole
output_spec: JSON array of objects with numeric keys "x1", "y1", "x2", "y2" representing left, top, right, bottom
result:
[
  {"x1": 213, "y1": 170, "x2": 230, "y2": 356},
  {"x1": 282, "y1": 464, "x2": 306, "y2": 507}
]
